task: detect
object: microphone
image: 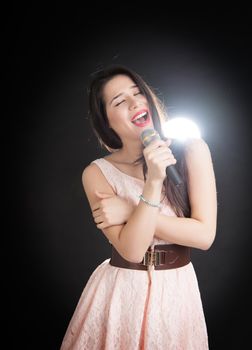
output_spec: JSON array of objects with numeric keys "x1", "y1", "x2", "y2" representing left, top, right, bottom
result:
[{"x1": 140, "y1": 128, "x2": 182, "y2": 186}]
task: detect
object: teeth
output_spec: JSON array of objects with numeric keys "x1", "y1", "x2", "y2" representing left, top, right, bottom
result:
[{"x1": 132, "y1": 112, "x2": 147, "y2": 121}]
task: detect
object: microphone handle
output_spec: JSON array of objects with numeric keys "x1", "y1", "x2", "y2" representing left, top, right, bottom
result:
[{"x1": 166, "y1": 165, "x2": 183, "y2": 186}]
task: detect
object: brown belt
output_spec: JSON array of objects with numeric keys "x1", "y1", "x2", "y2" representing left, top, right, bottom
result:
[{"x1": 109, "y1": 244, "x2": 191, "y2": 271}]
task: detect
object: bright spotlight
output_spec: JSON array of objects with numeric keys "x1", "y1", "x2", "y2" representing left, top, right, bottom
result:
[{"x1": 162, "y1": 117, "x2": 201, "y2": 141}]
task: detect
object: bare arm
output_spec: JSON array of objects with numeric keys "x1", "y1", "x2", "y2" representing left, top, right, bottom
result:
[
  {"x1": 154, "y1": 139, "x2": 217, "y2": 250},
  {"x1": 90, "y1": 138, "x2": 217, "y2": 251},
  {"x1": 82, "y1": 139, "x2": 175, "y2": 263}
]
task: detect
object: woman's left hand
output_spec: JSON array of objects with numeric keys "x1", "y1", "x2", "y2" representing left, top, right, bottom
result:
[{"x1": 91, "y1": 191, "x2": 135, "y2": 229}]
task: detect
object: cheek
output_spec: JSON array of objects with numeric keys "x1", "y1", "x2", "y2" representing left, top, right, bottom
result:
[
  {"x1": 107, "y1": 108, "x2": 126, "y2": 127},
  {"x1": 106, "y1": 111, "x2": 118, "y2": 128}
]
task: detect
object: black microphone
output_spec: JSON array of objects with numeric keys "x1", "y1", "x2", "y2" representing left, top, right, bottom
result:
[{"x1": 140, "y1": 128, "x2": 182, "y2": 186}]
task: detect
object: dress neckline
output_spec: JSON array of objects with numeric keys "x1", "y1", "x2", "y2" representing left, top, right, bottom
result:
[{"x1": 101, "y1": 158, "x2": 144, "y2": 183}]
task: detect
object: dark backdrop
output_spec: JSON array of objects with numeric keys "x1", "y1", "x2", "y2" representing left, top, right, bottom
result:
[{"x1": 6, "y1": 6, "x2": 251, "y2": 350}]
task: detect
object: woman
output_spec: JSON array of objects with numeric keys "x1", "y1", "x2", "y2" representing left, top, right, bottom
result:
[{"x1": 60, "y1": 65, "x2": 217, "y2": 349}]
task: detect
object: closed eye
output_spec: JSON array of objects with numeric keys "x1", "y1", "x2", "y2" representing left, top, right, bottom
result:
[
  {"x1": 115, "y1": 100, "x2": 125, "y2": 107},
  {"x1": 115, "y1": 92, "x2": 142, "y2": 107}
]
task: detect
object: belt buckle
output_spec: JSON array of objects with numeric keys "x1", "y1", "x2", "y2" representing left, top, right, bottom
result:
[{"x1": 142, "y1": 250, "x2": 164, "y2": 267}]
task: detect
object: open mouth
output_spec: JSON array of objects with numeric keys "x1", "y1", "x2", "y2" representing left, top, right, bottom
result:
[{"x1": 131, "y1": 111, "x2": 151, "y2": 127}]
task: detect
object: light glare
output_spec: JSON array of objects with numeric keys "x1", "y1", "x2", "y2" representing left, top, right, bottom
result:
[{"x1": 163, "y1": 117, "x2": 201, "y2": 141}]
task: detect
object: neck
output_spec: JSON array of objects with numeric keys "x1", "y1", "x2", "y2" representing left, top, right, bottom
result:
[{"x1": 115, "y1": 140, "x2": 143, "y2": 164}]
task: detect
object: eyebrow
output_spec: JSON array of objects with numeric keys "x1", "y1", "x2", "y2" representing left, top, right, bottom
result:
[{"x1": 109, "y1": 85, "x2": 138, "y2": 105}]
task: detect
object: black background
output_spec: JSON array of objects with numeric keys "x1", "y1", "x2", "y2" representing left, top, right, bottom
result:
[{"x1": 6, "y1": 5, "x2": 251, "y2": 349}]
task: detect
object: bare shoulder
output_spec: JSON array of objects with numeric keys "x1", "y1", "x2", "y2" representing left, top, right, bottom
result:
[
  {"x1": 184, "y1": 137, "x2": 210, "y2": 154},
  {"x1": 183, "y1": 138, "x2": 212, "y2": 163},
  {"x1": 82, "y1": 162, "x2": 99, "y2": 183},
  {"x1": 82, "y1": 162, "x2": 104, "y2": 188},
  {"x1": 81, "y1": 161, "x2": 115, "y2": 197}
]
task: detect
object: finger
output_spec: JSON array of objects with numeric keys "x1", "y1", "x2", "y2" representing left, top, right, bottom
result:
[
  {"x1": 92, "y1": 209, "x2": 102, "y2": 218},
  {"x1": 92, "y1": 202, "x2": 100, "y2": 212},
  {"x1": 94, "y1": 215, "x2": 103, "y2": 224},
  {"x1": 153, "y1": 151, "x2": 177, "y2": 164},
  {"x1": 147, "y1": 146, "x2": 173, "y2": 160},
  {"x1": 160, "y1": 151, "x2": 177, "y2": 162},
  {"x1": 144, "y1": 139, "x2": 166, "y2": 152},
  {"x1": 95, "y1": 190, "x2": 114, "y2": 199},
  {"x1": 154, "y1": 145, "x2": 173, "y2": 155},
  {"x1": 97, "y1": 222, "x2": 108, "y2": 229},
  {"x1": 165, "y1": 138, "x2": 172, "y2": 147},
  {"x1": 163, "y1": 157, "x2": 177, "y2": 166}
]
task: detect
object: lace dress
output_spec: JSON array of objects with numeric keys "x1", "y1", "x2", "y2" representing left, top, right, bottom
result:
[{"x1": 60, "y1": 158, "x2": 208, "y2": 350}]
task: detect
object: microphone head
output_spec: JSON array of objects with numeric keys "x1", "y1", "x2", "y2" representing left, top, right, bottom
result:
[{"x1": 140, "y1": 128, "x2": 160, "y2": 147}]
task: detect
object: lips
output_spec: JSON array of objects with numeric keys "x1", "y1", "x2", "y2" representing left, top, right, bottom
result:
[{"x1": 131, "y1": 109, "x2": 151, "y2": 127}]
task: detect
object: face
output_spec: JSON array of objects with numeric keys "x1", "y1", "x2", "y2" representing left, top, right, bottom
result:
[{"x1": 103, "y1": 74, "x2": 153, "y2": 142}]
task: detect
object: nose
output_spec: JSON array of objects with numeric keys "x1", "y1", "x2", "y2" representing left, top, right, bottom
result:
[{"x1": 129, "y1": 96, "x2": 142, "y2": 110}]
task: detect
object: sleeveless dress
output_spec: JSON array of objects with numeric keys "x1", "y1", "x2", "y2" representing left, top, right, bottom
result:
[{"x1": 60, "y1": 158, "x2": 208, "y2": 350}]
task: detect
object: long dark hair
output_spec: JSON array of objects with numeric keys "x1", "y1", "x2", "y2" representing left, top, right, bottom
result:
[{"x1": 88, "y1": 65, "x2": 190, "y2": 217}]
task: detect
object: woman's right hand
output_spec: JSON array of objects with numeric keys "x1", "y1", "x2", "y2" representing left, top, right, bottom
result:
[{"x1": 143, "y1": 139, "x2": 177, "y2": 183}]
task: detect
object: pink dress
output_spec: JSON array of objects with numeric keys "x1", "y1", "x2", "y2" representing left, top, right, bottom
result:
[{"x1": 60, "y1": 158, "x2": 208, "y2": 350}]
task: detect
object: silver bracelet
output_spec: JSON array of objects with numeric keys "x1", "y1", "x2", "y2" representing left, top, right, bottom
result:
[{"x1": 139, "y1": 194, "x2": 161, "y2": 208}]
